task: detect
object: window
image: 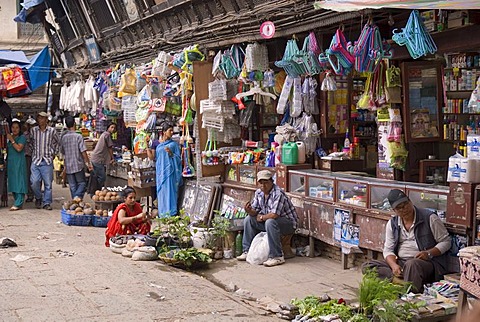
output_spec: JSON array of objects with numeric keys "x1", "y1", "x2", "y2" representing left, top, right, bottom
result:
[{"x1": 89, "y1": 0, "x2": 118, "y2": 30}]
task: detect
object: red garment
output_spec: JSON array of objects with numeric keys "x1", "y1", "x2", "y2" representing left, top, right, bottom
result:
[{"x1": 105, "y1": 202, "x2": 151, "y2": 247}]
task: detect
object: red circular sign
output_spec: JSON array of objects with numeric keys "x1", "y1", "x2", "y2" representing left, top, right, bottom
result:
[{"x1": 260, "y1": 21, "x2": 275, "y2": 39}]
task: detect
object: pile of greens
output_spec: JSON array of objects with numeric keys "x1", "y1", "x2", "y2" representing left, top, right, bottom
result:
[{"x1": 290, "y1": 270, "x2": 422, "y2": 321}]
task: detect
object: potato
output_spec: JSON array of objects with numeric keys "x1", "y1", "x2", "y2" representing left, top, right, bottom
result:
[
  {"x1": 100, "y1": 191, "x2": 107, "y2": 197},
  {"x1": 69, "y1": 203, "x2": 78, "y2": 210},
  {"x1": 85, "y1": 203, "x2": 92, "y2": 209},
  {"x1": 111, "y1": 192, "x2": 117, "y2": 196},
  {"x1": 110, "y1": 196, "x2": 116, "y2": 201},
  {"x1": 96, "y1": 209, "x2": 103, "y2": 216},
  {"x1": 75, "y1": 211, "x2": 84, "y2": 215},
  {"x1": 105, "y1": 192, "x2": 112, "y2": 199},
  {"x1": 67, "y1": 210, "x2": 75, "y2": 215},
  {"x1": 75, "y1": 207, "x2": 83, "y2": 213},
  {"x1": 92, "y1": 195, "x2": 99, "y2": 201},
  {"x1": 73, "y1": 196, "x2": 82, "y2": 203},
  {"x1": 99, "y1": 196, "x2": 105, "y2": 201},
  {"x1": 115, "y1": 195, "x2": 121, "y2": 200},
  {"x1": 103, "y1": 210, "x2": 108, "y2": 217},
  {"x1": 95, "y1": 190, "x2": 101, "y2": 196}
]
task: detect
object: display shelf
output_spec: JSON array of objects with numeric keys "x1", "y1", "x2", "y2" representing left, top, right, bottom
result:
[
  {"x1": 369, "y1": 180, "x2": 406, "y2": 214},
  {"x1": 406, "y1": 183, "x2": 448, "y2": 221},
  {"x1": 336, "y1": 177, "x2": 368, "y2": 208},
  {"x1": 307, "y1": 172, "x2": 335, "y2": 201},
  {"x1": 289, "y1": 171, "x2": 306, "y2": 196}
]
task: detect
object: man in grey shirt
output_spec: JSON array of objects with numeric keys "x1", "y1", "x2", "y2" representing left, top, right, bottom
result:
[
  {"x1": 362, "y1": 189, "x2": 451, "y2": 293},
  {"x1": 90, "y1": 123, "x2": 116, "y2": 188},
  {"x1": 60, "y1": 116, "x2": 93, "y2": 200}
]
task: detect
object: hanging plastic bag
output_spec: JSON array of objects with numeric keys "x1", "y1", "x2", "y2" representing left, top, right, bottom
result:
[
  {"x1": 246, "y1": 232, "x2": 270, "y2": 265},
  {"x1": 2, "y1": 66, "x2": 28, "y2": 94},
  {"x1": 387, "y1": 122, "x2": 403, "y2": 142},
  {"x1": 386, "y1": 65, "x2": 402, "y2": 87},
  {"x1": 468, "y1": 76, "x2": 480, "y2": 113},
  {"x1": 321, "y1": 73, "x2": 337, "y2": 91},
  {"x1": 118, "y1": 68, "x2": 137, "y2": 97},
  {"x1": 245, "y1": 42, "x2": 269, "y2": 72},
  {"x1": 357, "y1": 73, "x2": 373, "y2": 109},
  {"x1": 291, "y1": 77, "x2": 303, "y2": 117}
]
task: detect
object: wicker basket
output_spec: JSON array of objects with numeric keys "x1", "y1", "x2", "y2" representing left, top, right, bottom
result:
[
  {"x1": 158, "y1": 255, "x2": 181, "y2": 265},
  {"x1": 92, "y1": 215, "x2": 112, "y2": 227},
  {"x1": 61, "y1": 210, "x2": 92, "y2": 226}
]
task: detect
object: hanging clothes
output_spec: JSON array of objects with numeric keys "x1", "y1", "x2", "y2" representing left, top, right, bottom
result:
[{"x1": 155, "y1": 139, "x2": 182, "y2": 217}]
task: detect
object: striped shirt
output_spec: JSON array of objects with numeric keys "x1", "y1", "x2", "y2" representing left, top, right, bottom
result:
[
  {"x1": 60, "y1": 130, "x2": 86, "y2": 174},
  {"x1": 29, "y1": 126, "x2": 59, "y2": 166},
  {"x1": 251, "y1": 184, "x2": 298, "y2": 228}
]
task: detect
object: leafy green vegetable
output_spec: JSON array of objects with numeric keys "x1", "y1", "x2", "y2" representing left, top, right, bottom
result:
[
  {"x1": 373, "y1": 299, "x2": 418, "y2": 322},
  {"x1": 160, "y1": 247, "x2": 212, "y2": 268},
  {"x1": 290, "y1": 298, "x2": 353, "y2": 320},
  {"x1": 358, "y1": 269, "x2": 409, "y2": 316}
]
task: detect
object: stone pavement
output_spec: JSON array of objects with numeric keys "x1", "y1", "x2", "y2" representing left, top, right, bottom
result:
[{"x1": 0, "y1": 184, "x2": 362, "y2": 321}]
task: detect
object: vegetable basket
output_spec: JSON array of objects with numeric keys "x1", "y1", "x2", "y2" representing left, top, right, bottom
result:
[
  {"x1": 61, "y1": 210, "x2": 92, "y2": 226},
  {"x1": 91, "y1": 215, "x2": 112, "y2": 227}
]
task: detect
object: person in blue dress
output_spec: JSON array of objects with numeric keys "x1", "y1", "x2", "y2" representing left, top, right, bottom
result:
[
  {"x1": 6, "y1": 119, "x2": 28, "y2": 211},
  {"x1": 147, "y1": 121, "x2": 182, "y2": 217}
]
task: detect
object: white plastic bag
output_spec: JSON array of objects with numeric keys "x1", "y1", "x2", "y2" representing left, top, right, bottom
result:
[{"x1": 246, "y1": 232, "x2": 270, "y2": 265}]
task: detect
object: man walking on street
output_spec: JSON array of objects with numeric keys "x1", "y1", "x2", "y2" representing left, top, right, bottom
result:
[
  {"x1": 29, "y1": 112, "x2": 59, "y2": 210},
  {"x1": 60, "y1": 116, "x2": 93, "y2": 200},
  {"x1": 90, "y1": 122, "x2": 116, "y2": 188},
  {"x1": 23, "y1": 117, "x2": 36, "y2": 202}
]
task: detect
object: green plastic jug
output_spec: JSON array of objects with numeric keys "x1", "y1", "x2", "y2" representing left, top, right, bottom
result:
[{"x1": 282, "y1": 142, "x2": 298, "y2": 165}]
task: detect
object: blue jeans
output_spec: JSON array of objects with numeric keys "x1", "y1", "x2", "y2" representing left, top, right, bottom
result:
[
  {"x1": 31, "y1": 160, "x2": 53, "y2": 206},
  {"x1": 92, "y1": 162, "x2": 106, "y2": 188},
  {"x1": 242, "y1": 215, "x2": 295, "y2": 258},
  {"x1": 67, "y1": 170, "x2": 87, "y2": 200}
]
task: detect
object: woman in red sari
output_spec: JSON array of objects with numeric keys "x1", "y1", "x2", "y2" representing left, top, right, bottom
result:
[{"x1": 105, "y1": 187, "x2": 151, "y2": 247}]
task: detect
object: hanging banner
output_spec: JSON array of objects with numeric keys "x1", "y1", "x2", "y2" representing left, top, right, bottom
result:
[
  {"x1": 314, "y1": 0, "x2": 480, "y2": 12},
  {"x1": 85, "y1": 35, "x2": 101, "y2": 64}
]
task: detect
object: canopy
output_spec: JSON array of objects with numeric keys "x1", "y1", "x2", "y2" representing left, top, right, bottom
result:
[
  {"x1": 314, "y1": 0, "x2": 480, "y2": 12},
  {"x1": 0, "y1": 51, "x2": 30, "y2": 65},
  {"x1": 14, "y1": 0, "x2": 46, "y2": 24},
  {"x1": 25, "y1": 46, "x2": 51, "y2": 91}
]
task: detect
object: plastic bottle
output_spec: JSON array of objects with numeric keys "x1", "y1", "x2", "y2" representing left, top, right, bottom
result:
[
  {"x1": 352, "y1": 137, "x2": 360, "y2": 159},
  {"x1": 235, "y1": 232, "x2": 243, "y2": 257},
  {"x1": 343, "y1": 129, "x2": 351, "y2": 152}
]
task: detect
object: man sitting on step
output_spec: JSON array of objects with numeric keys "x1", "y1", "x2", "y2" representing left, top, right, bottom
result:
[
  {"x1": 362, "y1": 189, "x2": 451, "y2": 293},
  {"x1": 236, "y1": 170, "x2": 298, "y2": 267}
]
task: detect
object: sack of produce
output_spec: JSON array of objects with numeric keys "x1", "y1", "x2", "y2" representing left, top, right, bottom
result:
[{"x1": 132, "y1": 246, "x2": 158, "y2": 261}]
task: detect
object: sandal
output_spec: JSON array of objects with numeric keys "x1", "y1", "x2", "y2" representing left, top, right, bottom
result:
[{"x1": 9, "y1": 206, "x2": 21, "y2": 211}]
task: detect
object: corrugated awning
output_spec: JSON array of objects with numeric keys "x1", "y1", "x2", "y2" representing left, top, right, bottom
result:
[{"x1": 314, "y1": 0, "x2": 480, "y2": 12}]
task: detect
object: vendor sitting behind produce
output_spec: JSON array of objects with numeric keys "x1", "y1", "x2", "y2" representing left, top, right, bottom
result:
[
  {"x1": 237, "y1": 170, "x2": 297, "y2": 267},
  {"x1": 105, "y1": 186, "x2": 151, "y2": 247},
  {"x1": 362, "y1": 189, "x2": 451, "y2": 293}
]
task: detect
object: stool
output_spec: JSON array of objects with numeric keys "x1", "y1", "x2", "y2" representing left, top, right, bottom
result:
[{"x1": 281, "y1": 234, "x2": 295, "y2": 259}]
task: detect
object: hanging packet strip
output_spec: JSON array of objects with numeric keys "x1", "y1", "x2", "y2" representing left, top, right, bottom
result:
[
  {"x1": 291, "y1": 77, "x2": 303, "y2": 117},
  {"x1": 277, "y1": 75, "x2": 294, "y2": 114}
]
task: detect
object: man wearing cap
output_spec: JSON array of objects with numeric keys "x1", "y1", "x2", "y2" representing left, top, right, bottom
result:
[
  {"x1": 23, "y1": 117, "x2": 36, "y2": 202},
  {"x1": 237, "y1": 170, "x2": 298, "y2": 267},
  {"x1": 60, "y1": 116, "x2": 93, "y2": 200},
  {"x1": 29, "y1": 112, "x2": 59, "y2": 210},
  {"x1": 362, "y1": 189, "x2": 451, "y2": 293}
]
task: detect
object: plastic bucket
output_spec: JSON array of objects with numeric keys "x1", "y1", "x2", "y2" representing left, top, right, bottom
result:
[{"x1": 282, "y1": 142, "x2": 298, "y2": 165}]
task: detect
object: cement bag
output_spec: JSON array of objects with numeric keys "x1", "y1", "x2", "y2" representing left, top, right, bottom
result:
[{"x1": 246, "y1": 232, "x2": 269, "y2": 265}]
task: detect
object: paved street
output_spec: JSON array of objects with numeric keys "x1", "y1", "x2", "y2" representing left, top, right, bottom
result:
[{"x1": 0, "y1": 184, "x2": 362, "y2": 321}]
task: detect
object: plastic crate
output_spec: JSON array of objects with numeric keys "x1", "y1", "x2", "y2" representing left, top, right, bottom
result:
[
  {"x1": 92, "y1": 215, "x2": 112, "y2": 227},
  {"x1": 61, "y1": 210, "x2": 92, "y2": 226}
]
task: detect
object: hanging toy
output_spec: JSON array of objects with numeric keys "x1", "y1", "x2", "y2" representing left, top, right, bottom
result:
[{"x1": 182, "y1": 126, "x2": 195, "y2": 178}]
